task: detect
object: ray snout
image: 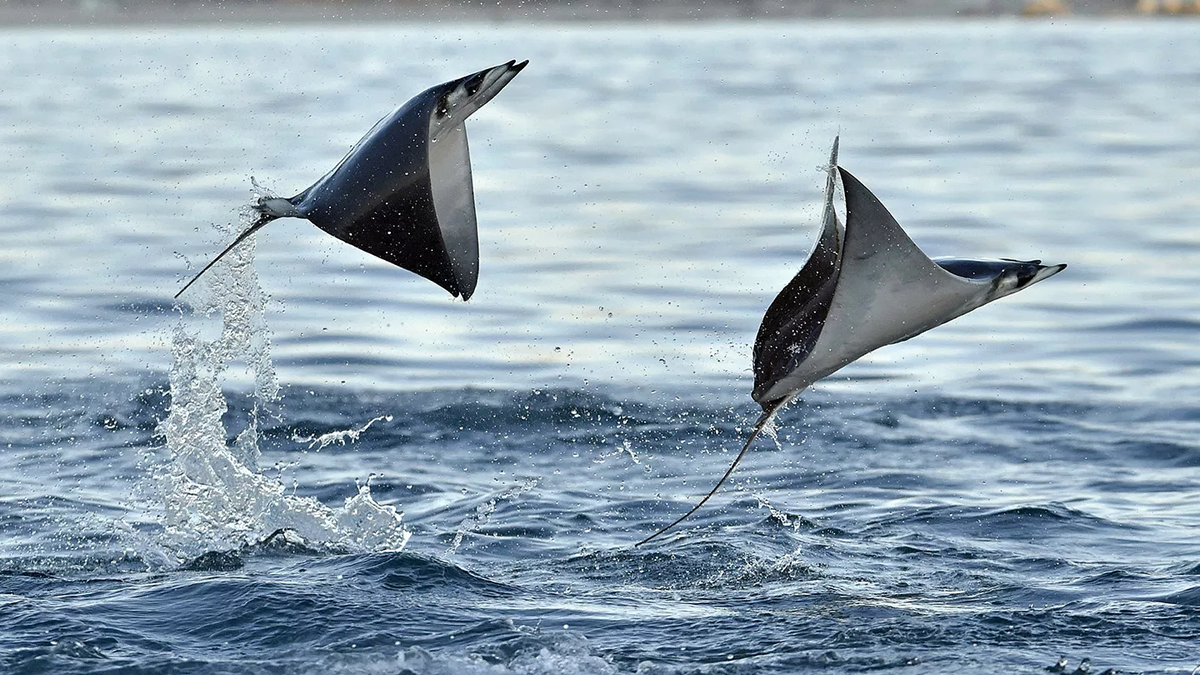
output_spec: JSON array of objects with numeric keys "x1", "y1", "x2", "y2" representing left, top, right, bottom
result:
[
  {"x1": 453, "y1": 60, "x2": 527, "y2": 120},
  {"x1": 1029, "y1": 262, "x2": 1068, "y2": 287}
]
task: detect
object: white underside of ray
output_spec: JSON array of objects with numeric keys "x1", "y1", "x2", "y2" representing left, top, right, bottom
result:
[
  {"x1": 807, "y1": 169, "x2": 993, "y2": 371},
  {"x1": 428, "y1": 123, "x2": 480, "y2": 296},
  {"x1": 759, "y1": 168, "x2": 993, "y2": 403}
]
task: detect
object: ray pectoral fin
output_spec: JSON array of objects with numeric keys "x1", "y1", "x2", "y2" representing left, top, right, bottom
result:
[
  {"x1": 634, "y1": 398, "x2": 792, "y2": 547},
  {"x1": 428, "y1": 123, "x2": 480, "y2": 301},
  {"x1": 751, "y1": 138, "x2": 846, "y2": 404},
  {"x1": 174, "y1": 214, "x2": 274, "y2": 299}
]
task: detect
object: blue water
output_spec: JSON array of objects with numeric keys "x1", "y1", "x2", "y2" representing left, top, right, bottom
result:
[{"x1": 2, "y1": 18, "x2": 1200, "y2": 674}]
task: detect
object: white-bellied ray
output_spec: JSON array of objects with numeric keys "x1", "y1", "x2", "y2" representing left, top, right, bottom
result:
[
  {"x1": 637, "y1": 138, "x2": 1066, "y2": 546},
  {"x1": 175, "y1": 60, "x2": 528, "y2": 301}
]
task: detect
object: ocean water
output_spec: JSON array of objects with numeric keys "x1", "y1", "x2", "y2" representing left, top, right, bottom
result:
[{"x1": 2, "y1": 18, "x2": 1199, "y2": 674}]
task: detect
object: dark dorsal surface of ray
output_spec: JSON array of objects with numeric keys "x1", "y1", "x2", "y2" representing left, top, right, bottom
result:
[
  {"x1": 175, "y1": 60, "x2": 527, "y2": 301},
  {"x1": 752, "y1": 137, "x2": 844, "y2": 411}
]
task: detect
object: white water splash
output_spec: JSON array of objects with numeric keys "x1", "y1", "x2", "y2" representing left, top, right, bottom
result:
[
  {"x1": 447, "y1": 478, "x2": 539, "y2": 555},
  {"x1": 760, "y1": 415, "x2": 779, "y2": 439},
  {"x1": 388, "y1": 633, "x2": 620, "y2": 675},
  {"x1": 753, "y1": 493, "x2": 799, "y2": 530},
  {"x1": 293, "y1": 415, "x2": 393, "y2": 450},
  {"x1": 758, "y1": 407, "x2": 785, "y2": 452},
  {"x1": 618, "y1": 439, "x2": 642, "y2": 466},
  {"x1": 153, "y1": 211, "x2": 410, "y2": 561},
  {"x1": 593, "y1": 439, "x2": 650, "y2": 473}
]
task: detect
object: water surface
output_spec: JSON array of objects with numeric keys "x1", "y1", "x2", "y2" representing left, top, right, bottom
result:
[{"x1": 1, "y1": 19, "x2": 1198, "y2": 674}]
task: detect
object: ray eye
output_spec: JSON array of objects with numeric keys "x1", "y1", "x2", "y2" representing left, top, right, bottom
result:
[{"x1": 465, "y1": 74, "x2": 485, "y2": 96}]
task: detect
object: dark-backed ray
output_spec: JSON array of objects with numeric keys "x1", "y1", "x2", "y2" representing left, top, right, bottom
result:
[{"x1": 175, "y1": 60, "x2": 527, "y2": 300}]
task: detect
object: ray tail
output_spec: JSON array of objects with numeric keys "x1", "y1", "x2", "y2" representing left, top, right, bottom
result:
[
  {"x1": 174, "y1": 213, "x2": 274, "y2": 299},
  {"x1": 635, "y1": 397, "x2": 793, "y2": 547}
]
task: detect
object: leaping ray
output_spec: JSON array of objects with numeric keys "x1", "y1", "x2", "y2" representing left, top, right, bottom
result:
[
  {"x1": 175, "y1": 60, "x2": 528, "y2": 300},
  {"x1": 637, "y1": 137, "x2": 1066, "y2": 546}
]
